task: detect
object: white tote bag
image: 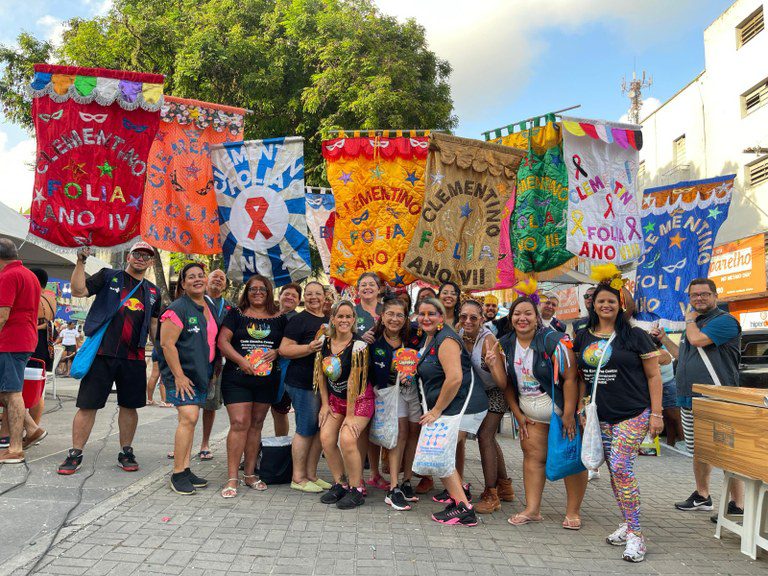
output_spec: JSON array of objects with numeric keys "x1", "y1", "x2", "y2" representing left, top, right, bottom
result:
[
  {"x1": 369, "y1": 376, "x2": 400, "y2": 449},
  {"x1": 581, "y1": 333, "x2": 616, "y2": 471}
]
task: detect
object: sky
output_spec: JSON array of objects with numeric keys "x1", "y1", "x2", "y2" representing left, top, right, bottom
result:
[{"x1": 0, "y1": 0, "x2": 734, "y2": 211}]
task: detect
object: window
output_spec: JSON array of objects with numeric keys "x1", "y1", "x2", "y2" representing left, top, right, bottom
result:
[
  {"x1": 737, "y1": 6, "x2": 764, "y2": 47},
  {"x1": 673, "y1": 135, "x2": 686, "y2": 166},
  {"x1": 638, "y1": 160, "x2": 646, "y2": 181},
  {"x1": 741, "y1": 338, "x2": 768, "y2": 364},
  {"x1": 742, "y1": 78, "x2": 768, "y2": 115},
  {"x1": 747, "y1": 155, "x2": 768, "y2": 187}
]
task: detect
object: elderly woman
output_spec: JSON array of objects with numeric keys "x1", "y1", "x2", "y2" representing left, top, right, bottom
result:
[{"x1": 415, "y1": 298, "x2": 488, "y2": 526}]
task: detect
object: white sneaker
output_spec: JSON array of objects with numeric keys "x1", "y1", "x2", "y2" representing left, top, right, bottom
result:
[
  {"x1": 588, "y1": 469, "x2": 600, "y2": 481},
  {"x1": 606, "y1": 523, "x2": 628, "y2": 546},
  {"x1": 622, "y1": 533, "x2": 646, "y2": 563}
]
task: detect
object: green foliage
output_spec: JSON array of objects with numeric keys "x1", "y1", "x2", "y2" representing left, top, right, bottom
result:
[{"x1": 0, "y1": 33, "x2": 53, "y2": 130}]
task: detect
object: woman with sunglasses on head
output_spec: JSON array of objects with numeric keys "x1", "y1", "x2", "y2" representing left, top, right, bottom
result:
[
  {"x1": 457, "y1": 300, "x2": 514, "y2": 514},
  {"x1": 572, "y1": 266, "x2": 663, "y2": 563},
  {"x1": 217, "y1": 275, "x2": 287, "y2": 498},
  {"x1": 437, "y1": 282, "x2": 461, "y2": 328},
  {"x1": 416, "y1": 298, "x2": 488, "y2": 526},
  {"x1": 488, "y1": 290, "x2": 586, "y2": 529},
  {"x1": 158, "y1": 263, "x2": 218, "y2": 494},
  {"x1": 315, "y1": 300, "x2": 371, "y2": 509},
  {"x1": 368, "y1": 297, "x2": 422, "y2": 510}
]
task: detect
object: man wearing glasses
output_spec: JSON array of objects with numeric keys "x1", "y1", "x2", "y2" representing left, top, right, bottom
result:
[
  {"x1": 571, "y1": 286, "x2": 596, "y2": 335},
  {"x1": 58, "y1": 241, "x2": 160, "y2": 475},
  {"x1": 673, "y1": 278, "x2": 743, "y2": 520}
]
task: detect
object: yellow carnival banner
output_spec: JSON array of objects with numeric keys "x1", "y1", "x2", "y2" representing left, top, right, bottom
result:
[{"x1": 323, "y1": 135, "x2": 428, "y2": 287}]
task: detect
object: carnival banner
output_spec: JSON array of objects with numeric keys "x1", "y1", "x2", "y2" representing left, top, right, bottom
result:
[
  {"x1": 141, "y1": 97, "x2": 245, "y2": 254},
  {"x1": 404, "y1": 133, "x2": 524, "y2": 290},
  {"x1": 211, "y1": 137, "x2": 311, "y2": 286},
  {"x1": 634, "y1": 175, "x2": 735, "y2": 329},
  {"x1": 493, "y1": 190, "x2": 517, "y2": 288},
  {"x1": 29, "y1": 64, "x2": 164, "y2": 250},
  {"x1": 562, "y1": 117, "x2": 644, "y2": 265},
  {"x1": 305, "y1": 189, "x2": 335, "y2": 273},
  {"x1": 323, "y1": 135, "x2": 427, "y2": 287},
  {"x1": 498, "y1": 117, "x2": 571, "y2": 273}
]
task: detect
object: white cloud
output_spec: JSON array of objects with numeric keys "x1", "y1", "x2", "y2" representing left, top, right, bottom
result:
[
  {"x1": 0, "y1": 129, "x2": 36, "y2": 213},
  {"x1": 36, "y1": 14, "x2": 66, "y2": 46},
  {"x1": 619, "y1": 96, "x2": 662, "y2": 124}
]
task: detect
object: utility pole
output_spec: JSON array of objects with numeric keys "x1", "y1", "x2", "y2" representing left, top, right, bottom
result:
[{"x1": 622, "y1": 71, "x2": 652, "y2": 124}]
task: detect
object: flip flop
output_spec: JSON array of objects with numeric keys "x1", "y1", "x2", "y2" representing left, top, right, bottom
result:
[
  {"x1": 562, "y1": 517, "x2": 582, "y2": 530},
  {"x1": 198, "y1": 450, "x2": 213, "y2": 460},
  {"x1": 508, "y1": 513, "x2": 543, "y2": 526}
]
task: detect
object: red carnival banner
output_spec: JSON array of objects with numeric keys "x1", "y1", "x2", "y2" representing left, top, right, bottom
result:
[{"x1": 29, "y1": 64, "x2": 164, "y2": 251}]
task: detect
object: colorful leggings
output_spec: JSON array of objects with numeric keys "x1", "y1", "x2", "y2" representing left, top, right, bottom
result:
[{"x1": 600, "y1": 409, "x2": 650, "y2": 534}]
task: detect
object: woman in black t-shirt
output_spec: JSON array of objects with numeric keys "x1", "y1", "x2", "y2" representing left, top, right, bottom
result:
[
  {"x1": 572, "y1": 282, "x2": 662, "y2": 563},
  {"x1": 218, "y1": 275, "x2": 286, "y2": 498}
]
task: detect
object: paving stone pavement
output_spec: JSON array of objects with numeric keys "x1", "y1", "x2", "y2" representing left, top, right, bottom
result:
[{"x1": 1, "y1": 390, "x2": 766, "y2": 575}]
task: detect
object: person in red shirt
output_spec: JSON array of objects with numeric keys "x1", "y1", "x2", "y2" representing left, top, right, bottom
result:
[{"x1": 0, "y1": 239, "x2": 42, "y2": 464}]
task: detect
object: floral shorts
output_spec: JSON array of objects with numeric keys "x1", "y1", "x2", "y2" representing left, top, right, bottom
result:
[{"x1": 328, "y1": 384, "x2": 375, "y2": 418}]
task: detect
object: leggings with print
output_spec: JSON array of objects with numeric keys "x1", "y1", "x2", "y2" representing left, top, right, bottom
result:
[{"x1": 600, "y1": 408, "x2": 650, "y2": 534}]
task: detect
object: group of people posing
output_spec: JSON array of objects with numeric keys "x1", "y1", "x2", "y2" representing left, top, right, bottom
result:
[{"x1": 51, "y1": 241, "x2": 728, "y2": 565}]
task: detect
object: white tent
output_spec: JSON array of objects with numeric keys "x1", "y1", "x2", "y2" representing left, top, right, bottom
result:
[{"x1": 0, "y1": 202, "x2": 109, "y2": 278}]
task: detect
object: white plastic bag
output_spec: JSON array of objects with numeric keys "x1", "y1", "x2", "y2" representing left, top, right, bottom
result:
[
  {"x1": 580, "y1": 333, "x2": 615, "y2": 472},
  {"x1": 369, "y1": 383, "x2": 400, "y2": 449}
]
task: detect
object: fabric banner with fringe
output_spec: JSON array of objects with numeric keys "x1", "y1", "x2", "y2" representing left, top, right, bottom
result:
[
  {"x1": 634, "y1": 175, "x2": 735, "y2": 330},
  {"x1": 211, "y1": 137, "x2": 311, "y2": 286},
  {"x1": 404, "y1": 133, "x2": 524, "y2": 290},
  {"x1": 323, "y1": 135, "x2": 428, "y2": 288},
  {"x1": 141, "y1": 96, "x2": 245, "y2": 254},
  {"x1": 305, "y1": 189, "x2": 336, "y2": 273},
  {"x1": 28, "y1": 64, "x2": 164, "y2": 251},
  {"x1": 562, "y1": 116, "x2": 644, "y2": 266}
]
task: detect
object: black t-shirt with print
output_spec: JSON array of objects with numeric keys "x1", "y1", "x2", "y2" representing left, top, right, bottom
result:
[
  {"x1": 283, "y1": 310, "x2": 329, "y2": 390},
  {"x1": 220, "y1": 309, "x2": 287, "y2": 388},
  {"x1": 86, "y1": 271, "x2": 160, "y2": 360},
  {"x1": 320, "y1": 336, "x2": 361, "y2": 399},
  {"x1": 573, "y1": 327, "x2": 658, "y2": 424}
]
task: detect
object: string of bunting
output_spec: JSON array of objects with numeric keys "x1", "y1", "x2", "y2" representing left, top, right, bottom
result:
[{"x1": 481, "y1": 104, "x2": 581, "y2": 141}]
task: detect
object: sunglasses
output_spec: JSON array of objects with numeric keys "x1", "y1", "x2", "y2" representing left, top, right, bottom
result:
[
  {"x1": 248, "y1": 286, "x2": 268, "y2": 294},
  {"x1": 130, "y1": 251, "x2": 153, "y2": 261},
  {"x1": 584, "y1": 294, "x2": 594, "y2": 300},
  {"x1": 459, "y1": 314, "x2": 481, "y2": 322}
]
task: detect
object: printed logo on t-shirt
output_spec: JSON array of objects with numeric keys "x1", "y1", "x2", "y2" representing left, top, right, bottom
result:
[
  {"x1": 374, "y1": 347, "x2": 385, "y2": 357},
  {"x1": 582, "y1": 340, "x2": 613, "y2": 367},
  {"x1": 246, "y1": 323, "x2": 271, "y2": 340},
  {"x1": 189, "y1": 316, "x2": 198, "y2": 325},
  {"x1": 124, "y1": 298, "x2": 144, "y2": 311}
]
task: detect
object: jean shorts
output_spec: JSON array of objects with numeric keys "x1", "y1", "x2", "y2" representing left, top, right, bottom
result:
[
  {"x1": 0, "y1": 352, "x2": 31, "y2": 393},
  {"x1": 286, "y1": 385, "x2": 320, "y2": 437},
  {"x1": 662, "y1": 379, "x2": 677, "y2": 409}
]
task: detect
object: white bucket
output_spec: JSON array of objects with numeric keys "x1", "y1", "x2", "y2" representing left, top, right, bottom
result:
[{"x1": 24, "y1": 367, "x2": 45, "y2": 381}]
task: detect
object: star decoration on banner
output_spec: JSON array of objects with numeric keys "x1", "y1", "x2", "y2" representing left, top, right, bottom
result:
[
  {"x1": 669, "y1": 232, "x2": 686, "y2": 249},
  {"x1": 460, "y1": 202, "x2": 473, "y2": 218},
  {"x1": 128, "y1": 195, "x2": 142, "y2": 210},
  {"x1": 336, "y1": 264, "x2": 347, "y2": 276},
  {"x1": 708, "y1": 206, "x2": 722, "y2": 219},
  {"x1": 97, "y1": 161, "x2": 114, "y2": 177},
  {"x1": 391, "y1": 273, "x2": 405, "y2": 287},
  {"x1": 33, "y1": 188, "x2": 46, "y2": 206},
  {"x1": 405, "y1": 171, "x2": 419, "y2": 186},
  {"x1": 522, "y1": 155, "x2": 538, "y2": 168},
  {"x1": 339, "y1": 171, "x2": 352, "y2": 185},
  {"x1": 370, "y1": 165, "x2": 384, "y2": 180},
  {"x1": 185, "y1": 163, "x2": 202, "y2": 178},
  {"x1": 643, "y1": 221, "x2": 655, "y2": 235},
  {"x1": 550, "y1": 153, "x2": 562, "y2": 166},
  {"x1": 64, "y1": 159, "x2": 87, "y2": 178},
  {"x1": 431, "y1": 172, "x2": 444, "y2": 186}
]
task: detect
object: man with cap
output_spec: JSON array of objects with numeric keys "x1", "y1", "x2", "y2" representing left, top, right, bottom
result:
[{"x1": 58, "y1": 241, "x2": 160, "y2": 475}]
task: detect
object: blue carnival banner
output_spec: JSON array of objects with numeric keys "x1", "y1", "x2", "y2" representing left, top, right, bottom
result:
[
  {"x1": 211, "y1": 137, "x2": 311, "y2": 286},
  {"x1": 305, "y1": 189, "x2": 335, "y2": 274},
  {"x1": 634, "y1": 175, "x2": 735, "y2": 330}
]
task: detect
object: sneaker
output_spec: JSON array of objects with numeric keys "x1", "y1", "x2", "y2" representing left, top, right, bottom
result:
[
  {"x1": 337, "y1": 487, "x2": 365, "y2": 510},
  {"x1": 57, "y1": 449, "x2": 83, "y2": 475},
  {"x1": 606, "y1": 523, "x2": 628, "y2": 546},
  {"x1": 385, "y1": 488, "x2": 411, "y2": 511},
  {"x1": 0, "y1": 436, "x2": 9, "y2": 448},
  {"x1": 0, "y1": 449, "x2": 25, "y2": 464},
  {"x1": 674, "y1": 490, "x2": 712, "y2": 511},
  {"x1": 431, "y1": 501, "x2": 478, "y2": 526},
  {"x1": 320, "y1": 483, "x2": 348, "y2": 504},
  {"x1": 710, "y1": 501, "x2": 744, "y2": 523},
  {"x1": 432, "y1": 483, "x2": 472, "y2": 504},
  {"x1": 170, "y1": 471, "x2": 196, "y2": 495},
  {"x1": 312, "y1": 478, "x2": 332, "y2": 490},
  {"x1": 622, "y1": 533, "x2": 646, "y2": 563},
  {"x1": 400, "y1": 480, "x2": 419, "y2": 502},
  {"x1": 415, "y1": 476, "x2": 434, "y2": 494},
  {"x1": 291, "y1": 480, "x2": 324, "y2": 493},
  {"x1": 185, "y1": 468, "x2": 207, "y2": 488},
  {"x1": 588, "y1": 469, "x2": 600, "y2": 482},
  {"x1": 118, "y1": 446, "x2": 139, "y2": 472}
]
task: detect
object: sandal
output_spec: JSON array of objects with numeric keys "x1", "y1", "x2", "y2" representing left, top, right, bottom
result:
[
  {"x1": 242, "y1": 474, "x2": 267, "y2": 491},
  {"x1": 167, "y1": 451, "x2": 175, "y2": 459},
  {"x1": 198, "y1": 450, "x2": 213, "y2": 460},
  {"x1": 146, "y1": 400, "x2": 156, "y2": 406},
  {"x1": 221, "y1": 479, "x2": 238, "y2": 498},
  {"x1": 562, "y1": 516, "x2": 582, "y2": 530},
  {"x1": 508, "y1": 513, "x2": 543, "y2": 526}
]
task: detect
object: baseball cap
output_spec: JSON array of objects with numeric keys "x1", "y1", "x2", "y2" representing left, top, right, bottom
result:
[{"x1": 130, "y1": 240, "x2": 155, "y2": 255}]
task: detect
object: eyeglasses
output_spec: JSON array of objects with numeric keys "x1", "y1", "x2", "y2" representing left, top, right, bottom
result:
[
  {"x1": 689, "y1": 292, "x2": 714, "y2": 300},
  {"x1": 248, "y1": 287, "x2": 268, "y2": 294},
  {"x1": 130, "y1": 251, "x2": 153, "y2": 262},
  {"x1": 459, "y1": 314, "x2": 481, "y2": 322},
  {"x1": 383, "y1": 311, "x2": 406, "y2": 319}
]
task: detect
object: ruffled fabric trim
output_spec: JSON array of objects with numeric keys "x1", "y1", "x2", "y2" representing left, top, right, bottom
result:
[
  {"x1": 30, "y1": 64, "x2": 165, "y2": 112},
  {"x1": 561, "y1": 116, "x2": 643, "y2": 151},
  {"x1": 322, "y1": 136, "x2": 430, "y2": 161},
  {"x1": 641, "y1": 175, "x2": 735, "y2": 216},
  {"x1": 161, "y1": 96, "x2": 245, "y2": 134},
  {"x1": 430, "y1": 133, "x2": 525, "y2": 179}
]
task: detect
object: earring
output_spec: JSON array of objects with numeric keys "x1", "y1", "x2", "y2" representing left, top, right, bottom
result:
[
  {"x1": 417, "y1": 327, "x2": 423, "y2": 337},
  {"x1": 437, "y1": 322, "x2": 444, "y2": 331}
]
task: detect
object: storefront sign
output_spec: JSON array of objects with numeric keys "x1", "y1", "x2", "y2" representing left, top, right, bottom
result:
[{"x1": 709, "y1": 233, "x2": 766, "y2": 298}]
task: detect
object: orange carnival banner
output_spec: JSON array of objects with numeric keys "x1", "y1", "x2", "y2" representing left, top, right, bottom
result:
[
  {"x1": 323, "y1": 134, "x2": 428, "y2": 287},
  {"x1": 141, "y1": 97, "x2": 245, "y2": 254}
]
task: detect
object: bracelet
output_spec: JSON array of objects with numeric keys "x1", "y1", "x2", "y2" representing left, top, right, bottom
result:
[{"x1": 650, "y1": 413, "x2": 663, "y2": 419}]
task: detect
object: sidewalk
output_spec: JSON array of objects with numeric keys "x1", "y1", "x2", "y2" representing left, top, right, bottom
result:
[{"x1": 2, "y1": 387, "x2": 766, "y2": 575}]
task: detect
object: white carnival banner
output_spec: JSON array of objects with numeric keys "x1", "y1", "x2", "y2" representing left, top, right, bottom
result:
[{"x1": 562, "y1": 117, "x2": 644, "y2": 265}]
